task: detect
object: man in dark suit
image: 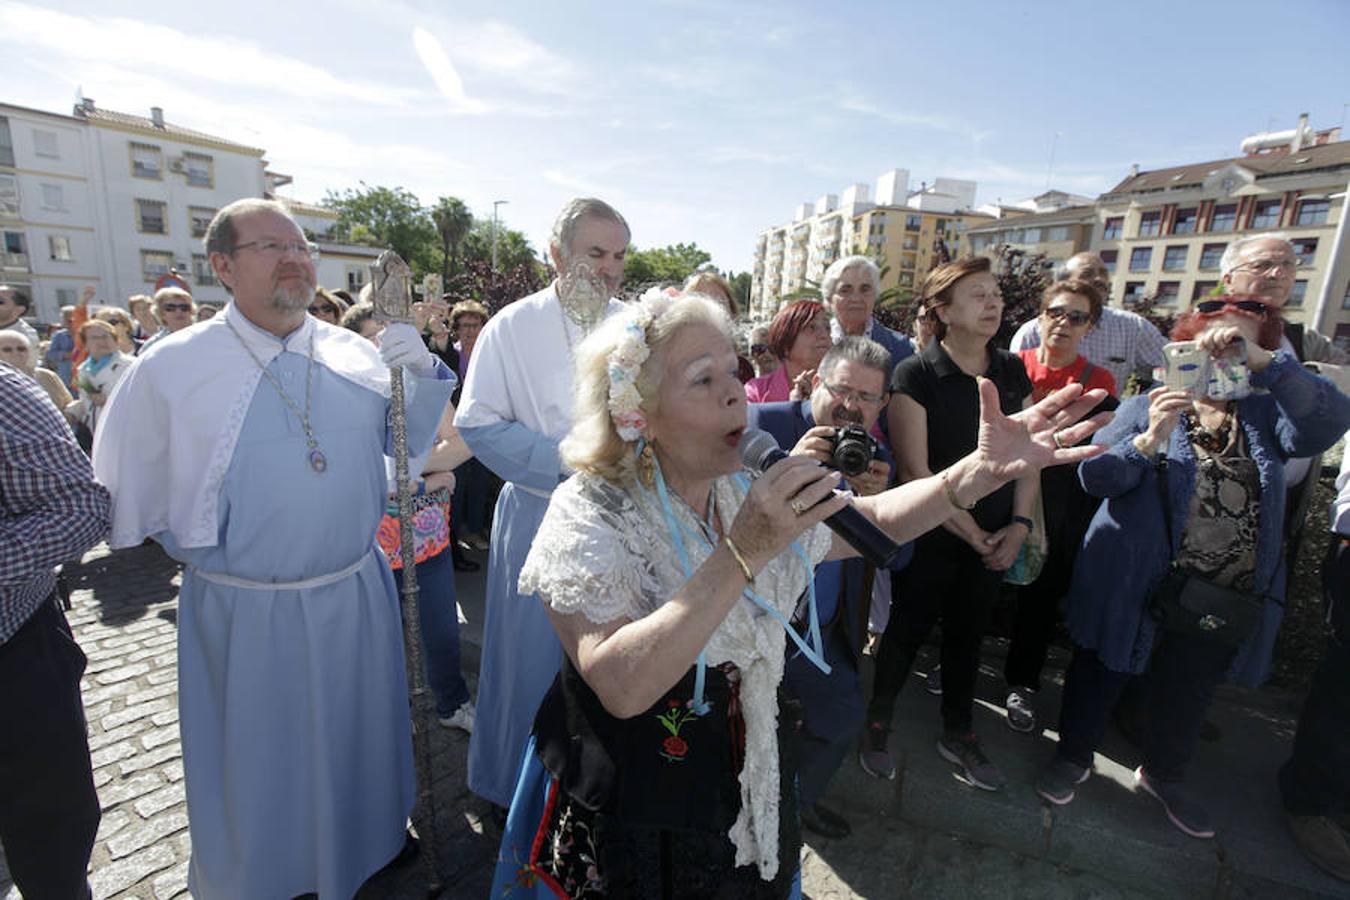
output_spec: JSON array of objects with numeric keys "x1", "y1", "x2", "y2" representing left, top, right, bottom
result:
[{"x1": 748, "y1": 335, "x2": 910, "y2": 839}]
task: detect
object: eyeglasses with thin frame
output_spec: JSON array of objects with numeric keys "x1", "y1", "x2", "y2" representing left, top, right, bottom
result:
[
  {"x1": 1233, "y1": 257, "x2": 1295, "y2": 277},
  {"x1": 161, "y1": 303, "x2": 192, "y2": 312},
  {"x1": 234, "y1": 239, "x2": 321, "y2": 262},
  {"x1": 1042, "y1": 306, "x2": 1092, "y2": 326},
  {"x1": 822, "y1": 380, "x2": 885, "y2": 406},
  {"x1": 1194, "y1": 298, "x2": 1271, "y2": 319}
]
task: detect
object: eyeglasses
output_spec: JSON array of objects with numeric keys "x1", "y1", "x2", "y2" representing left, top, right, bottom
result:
[
  {"x1": 234, "y1": 240, "x2": 321, "y2": 261},
  {"x1": 1194, "y1": 298, "x2": 1271, "y2": 319},
  {"x1": 308, "y1": 304, "x2": 336, "y2": 316},
  {"x1": 1042, "y1": 306, "x2": 1092, "y2": 326},
  {"x1": 161, "y1": 303, "x2": 192, "y2": 312},
  {"x1": 1233, "y1": 257, "x2": 1295, "y2": 276},
  {"x1": 822, "y1": 380, "x2": 885, "y2": 405},
  {"x1": 750, "y1": 343, "x2": 770, "y2": 355}
]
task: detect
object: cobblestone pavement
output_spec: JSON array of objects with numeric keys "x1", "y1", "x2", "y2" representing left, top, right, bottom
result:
[
  {"x1": 0, "y1": 541, "x2": 499, "y2": 900},
  {"x1": 2, "y1": 539, "x2": 1329, "y2": 898}
]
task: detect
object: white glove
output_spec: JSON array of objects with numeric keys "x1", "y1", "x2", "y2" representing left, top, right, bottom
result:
[{"x1": 379, "y1": 322, "x2": 436, "y2": 376}]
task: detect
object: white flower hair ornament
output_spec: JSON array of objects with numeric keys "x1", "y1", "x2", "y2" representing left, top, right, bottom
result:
[{"x1": 608, "y1": 287, "x2": 682, "y2": 442}]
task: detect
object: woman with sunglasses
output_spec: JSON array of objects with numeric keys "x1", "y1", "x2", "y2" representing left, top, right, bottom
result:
[
  {"x1": 1001, "y1": 280, "x2": 1120, "y2": 734},
  {"x1": 1036, "y1": 293, "x2": 1350, "y2": 839},
  {"x1": 306, "y1": 287, "x2": 348, "y2": 326}
]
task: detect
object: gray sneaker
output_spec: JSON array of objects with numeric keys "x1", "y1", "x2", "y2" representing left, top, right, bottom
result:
[
  {"x1": 1135, "y1": 767, "x2": 1214, "y2": 839},
  {"x1": 858, "y1": 722, "x2": 896, "y2": 780},
  {"x1": 1035, "y1": 756, "x2": 1092, "y2": 805},
  {"x1": 937, "y1": 732, "x2": 1006, "y2": 791},
  {"x1": 1005, "y1": 688, "x2": 1038, "y2": 734}
]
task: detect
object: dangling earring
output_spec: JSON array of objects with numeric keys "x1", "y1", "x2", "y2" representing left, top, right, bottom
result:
[{"x1": 636, "y1": 438, "x2": 656, "y2": 488}]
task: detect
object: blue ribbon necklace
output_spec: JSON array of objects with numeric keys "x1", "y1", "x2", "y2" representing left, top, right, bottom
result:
[{"x1": 644, "y1": 440, "x2": 830, "y2": 716}]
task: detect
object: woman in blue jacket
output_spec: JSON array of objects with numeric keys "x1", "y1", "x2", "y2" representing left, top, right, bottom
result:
[{"x1": 1034, "y1": 294, "x2": 1350, "y2": 840}]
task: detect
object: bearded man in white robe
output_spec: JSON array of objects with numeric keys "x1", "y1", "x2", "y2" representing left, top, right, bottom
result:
[{"x1": 454, "y1": 197, "x2": 629, "y2": 810}]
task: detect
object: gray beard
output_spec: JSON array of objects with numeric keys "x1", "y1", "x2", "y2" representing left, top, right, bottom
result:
[{"x1": 268, "y1": 282, "x2": 313, "y2": 313}]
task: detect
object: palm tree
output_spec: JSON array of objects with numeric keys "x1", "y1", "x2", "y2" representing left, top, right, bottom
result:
[{"x1": 431, "y1": 197, "x2": 473, "y2": 286}]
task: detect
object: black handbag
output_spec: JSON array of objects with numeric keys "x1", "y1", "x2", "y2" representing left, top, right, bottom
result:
[{"x1": 1147, "y1": 455, "x2": 1267, "y2": 647}]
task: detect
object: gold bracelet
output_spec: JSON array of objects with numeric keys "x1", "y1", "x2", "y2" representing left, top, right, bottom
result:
[
  {"x1": 941, "y1": 470, "x2": 976, "y2": 511},
  {"x1": 723, "y1": 536, "x2": 755, "y2": 584}
]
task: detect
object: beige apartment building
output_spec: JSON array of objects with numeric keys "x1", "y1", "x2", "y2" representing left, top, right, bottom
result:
[
  {"x1": 962, "y1": 193, "x2": 1097, "y2": 268},
  {"x1": 853, "y1": 206, "x2": 993, "y2": 306},
  {"x1": 1092, "y1": 123, "x2": 1349, "y2": 349},
  {"x1": 750, "y1": 170, "x2": 986, "y2": 320}
]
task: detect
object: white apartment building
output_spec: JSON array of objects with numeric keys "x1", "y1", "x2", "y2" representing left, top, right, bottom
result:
[
  {"x1": 1, "y1": 98, "x2": 371, "y2": 324},
  {"x1": 750, "y1": 169, "x2": 978, "y2": 321},
  {"x1": 0, "y1": 103, "x2": 101, "y2": 322}
]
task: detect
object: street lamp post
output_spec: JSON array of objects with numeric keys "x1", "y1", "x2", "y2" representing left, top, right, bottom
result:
[{"x1": 491, "y1": 199, "x2": 509, "y2": 273}]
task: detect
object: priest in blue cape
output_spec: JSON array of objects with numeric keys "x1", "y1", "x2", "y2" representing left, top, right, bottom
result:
[{"x1": 93, "y1": 199, "x2": 454, "y2": 900}]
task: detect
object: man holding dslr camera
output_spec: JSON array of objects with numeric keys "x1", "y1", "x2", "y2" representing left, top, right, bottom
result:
[{"x1": 747, "y1": 335, "x2": 907, "y2": 839}]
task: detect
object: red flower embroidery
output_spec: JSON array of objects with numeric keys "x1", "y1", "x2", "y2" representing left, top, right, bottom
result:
[{"x1": 656, "y1": 701, "x2": 697, "y2": 762}]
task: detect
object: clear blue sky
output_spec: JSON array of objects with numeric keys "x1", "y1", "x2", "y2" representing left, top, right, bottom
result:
[{"x1": 3, "y1": 0, "x2": 1347, "y2": 272}]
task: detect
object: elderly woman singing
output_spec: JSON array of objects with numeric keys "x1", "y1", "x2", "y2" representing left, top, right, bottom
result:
[{"x1": 491, "y1": 289, "x2": 1110, "y2": 899}]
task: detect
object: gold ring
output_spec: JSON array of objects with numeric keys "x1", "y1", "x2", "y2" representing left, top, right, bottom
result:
[
  {"x1": 1052, "y1": 430, "x2": 1067, "y2": 450},
  {"x1": 790, "y1": 498, "x2": 807, "y2": 516}
]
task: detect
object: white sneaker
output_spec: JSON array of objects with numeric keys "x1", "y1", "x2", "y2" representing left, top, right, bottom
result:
[{"x1": 439, "y1": 701, "x2": 475, "y2": 734}]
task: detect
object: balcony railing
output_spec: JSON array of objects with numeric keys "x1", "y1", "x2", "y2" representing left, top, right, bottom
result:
[{"x1": 1, "y1": 251, "x2": 28, "y2": 269}]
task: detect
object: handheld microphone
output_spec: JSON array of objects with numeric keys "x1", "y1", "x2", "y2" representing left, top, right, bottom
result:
[{"x1": 739, "y1": 429, "x2": 903, "y2": 568}]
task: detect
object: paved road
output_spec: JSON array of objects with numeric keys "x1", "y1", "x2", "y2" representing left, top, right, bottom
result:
[{"x1": 1, "y1": 539, "x2": 1341, "y2": 898}]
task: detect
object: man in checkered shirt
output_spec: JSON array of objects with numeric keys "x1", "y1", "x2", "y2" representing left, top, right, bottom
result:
[
  {"x1": 1009, "y1": 252, "x2": 1167, "y2": 391},
  {"x1": 1, "y1": 362, "x2": 110, "y2": 899}
]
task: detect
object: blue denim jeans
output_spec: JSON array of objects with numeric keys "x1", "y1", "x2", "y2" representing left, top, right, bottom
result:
[{"x1": 393, "y1": 547, "x2": 471, "y2": 717}]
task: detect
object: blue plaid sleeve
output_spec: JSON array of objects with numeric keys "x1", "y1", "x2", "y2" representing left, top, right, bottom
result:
[{"x1": 0, "y1": 365, "x2": 111, "y2": 643}]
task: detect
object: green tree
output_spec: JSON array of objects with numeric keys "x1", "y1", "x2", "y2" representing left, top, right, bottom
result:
[
  {"x1": 323, "y1": 184, "x2": 439, "y2": 275},
  {"x1": 726, "y1": 271, "x2": 752, "y2": 311},
  {"x1": 622, "y1": 243, "x2": 713, "y2": 288},
  {"x1": 461, "y1": 219, "x2": 543, "y2": 275},
  {"x1": 431, "y1": 196, "x2": 473, "y2": 285}
]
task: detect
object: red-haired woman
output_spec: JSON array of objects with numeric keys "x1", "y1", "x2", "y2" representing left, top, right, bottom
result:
[{"x1": 744, "y1": 300, "x2": 832, "y2": 403}]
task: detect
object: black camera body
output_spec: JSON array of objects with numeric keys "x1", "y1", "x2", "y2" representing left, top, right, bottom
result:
[{"x1": 828, "y1": 424, "x2": 878, "y2": 477}]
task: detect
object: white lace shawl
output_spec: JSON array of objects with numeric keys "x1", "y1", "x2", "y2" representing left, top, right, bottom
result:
[{"x1": 518, "y1": 471, "x2": 832, "y2": 880}]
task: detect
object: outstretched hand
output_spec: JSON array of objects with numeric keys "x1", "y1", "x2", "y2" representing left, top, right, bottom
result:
[{"x1": 975, "y1": 378, "x2": 1113, "y2": 483}]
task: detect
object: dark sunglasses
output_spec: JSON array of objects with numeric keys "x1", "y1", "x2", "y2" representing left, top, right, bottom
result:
[
  {"x1": 1194, "y1": 298, "x2": 1270, "y2": 318},
  {"x1": 161, "y1": 303, "x2": 192, "y2": 312},
  {"x1": 308, "y1": 304, "x2": 336, "y2": 315},
  {"x1": 1042, "y1": 306, "x2": 1092, "y2": 326},
  {"x1": 750, "y1": 343, "x2": 770, "y2": 355}
]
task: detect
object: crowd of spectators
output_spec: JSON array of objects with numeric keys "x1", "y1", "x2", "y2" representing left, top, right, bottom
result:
[{"x1": 3, "y1": 224, "x2": 1349, "y2": 894}]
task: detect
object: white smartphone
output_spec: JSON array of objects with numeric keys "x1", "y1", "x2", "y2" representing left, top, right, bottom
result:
[{"x1": 1161, "y1": 341, "x2": 1208, "y2": 395}]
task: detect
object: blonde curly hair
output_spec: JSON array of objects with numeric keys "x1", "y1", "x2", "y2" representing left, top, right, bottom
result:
[{"x1": 562, "y1": 290, "x2": 733, "y2": 484}]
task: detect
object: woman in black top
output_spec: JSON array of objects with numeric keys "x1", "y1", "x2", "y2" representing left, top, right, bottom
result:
[{"x1": 859, "y1": 257, "x2": 1035, "y2": 791}]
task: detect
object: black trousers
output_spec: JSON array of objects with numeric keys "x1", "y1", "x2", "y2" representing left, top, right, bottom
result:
[
  {"x1": 868, "y1": 529, "x2": 1001, "y2": 734},
  {"x1": 1279, "y1": 536, "x2": 1350, "y2": 817},
  {"x1": 1005, "y1": 467, "x2": 1098, "y2": 690},
  {"x1": 1056, "y1": 633, "x2": 1237, "y2": 780},
  {"x1": 0, "y1": 597, "x2": 99, "y2": 900}
]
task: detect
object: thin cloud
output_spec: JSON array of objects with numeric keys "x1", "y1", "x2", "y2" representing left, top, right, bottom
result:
[
  {"x1": 0, "y1": 1, "x2": 422, "y2": 108},
  {"x1": 838, "y1": 90, "x2": 993, "y2": 144},
  {"x1": 411, "y1": 25, "x2": 489, "y2": 114}
]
